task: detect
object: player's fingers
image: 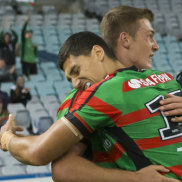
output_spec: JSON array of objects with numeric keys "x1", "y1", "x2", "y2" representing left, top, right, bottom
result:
[
  {"x1": 171, "y1": 116, "x2": 182, "y2": 122},
  {"x1": 160, "y1": 94, "x2": 182, "y2": 105},
  {"x1": 165, "y1": 93, "x2": 176, "y2": 98},
  {"x1": 162, "y1": 108, "x2": 182, "y2": 116},
  {"x1": 14, "y1": 126, "x2": 24, "y2": 132},
  {"x1": 160, "y1": 98, "x2": 182, "y2": 106},
  {"x1": 0, "y1": 143, "x2": 7, "y2": 152},
  {"x1": 160, "y1": 103, "x2": 182, "y2": 113},
  {"x1": 151, "y1": 165, "x2": 170, "y2": 173},
  {"x1": 165, "y1": 93, "x2": 181, "y2": 100},
  {"x1": 1, "y1": 114, "x2": 17, "y2": 134},
  {"x1": 6, "y1": 114, "x2": 16, "y2": 126},
  {"x1": 153, "y1": 165, "x2": 181, "y2": 182}
]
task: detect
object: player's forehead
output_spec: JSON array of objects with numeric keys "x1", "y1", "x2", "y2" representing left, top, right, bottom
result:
[
  {"x1": 63, "y1": 55, "x2": 81, "y2": 77},
  {"x1": 63, "y1": 55, "x2": 89, "y2": 73},
  {"x1": 137, "y1": 18, "x2": 154, "y2": 34}
]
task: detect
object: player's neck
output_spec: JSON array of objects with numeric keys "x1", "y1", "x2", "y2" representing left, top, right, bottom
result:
[{"x1": 104, "y1": 58, "x2": 125, "y2": 75}]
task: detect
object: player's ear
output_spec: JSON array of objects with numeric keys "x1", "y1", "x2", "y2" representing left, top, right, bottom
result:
[
  {"x1": 92, "y1": 45, "x2": 105, "y2": 62},
  {"x1": 118, "y1": 32, "x2": 131, "y2": 49}
]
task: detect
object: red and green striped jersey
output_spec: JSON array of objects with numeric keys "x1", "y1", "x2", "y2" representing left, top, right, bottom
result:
[
  {"x1": 65, "y1": 67, "x2": 182, "y2": 180},
  {"x1": 56, "y1": 88, "x2": 119, "y2": 168},
  {"x1": 57, "y1": 88, "x2": 82, "y2": 119}
]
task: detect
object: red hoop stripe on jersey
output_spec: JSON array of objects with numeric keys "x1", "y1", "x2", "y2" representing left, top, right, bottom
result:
[
  {"x1": 116, "y1": 108, "x2": 160, "y2": 127},
  {"x1": 57, "y1": 90, "x2": 82, "y2": 117},
  {"x1": 168, "y1": 164, "x2": 182, "y2": 177},
  {"x1": 135, "y1": 135, "x2": 182, "y2": 150},
  {"x1": 86, "y1": 96, "x2": 122, "y2": 123},
  {"x1": 71, "y1": 99, "x2": 160, "y2": 131},
  {"x1": 93, "y1": 142, "x2": 125, "y2": 162},
  {"x1": 57, "y1": 98, "x2": 72, "y2": 116}
]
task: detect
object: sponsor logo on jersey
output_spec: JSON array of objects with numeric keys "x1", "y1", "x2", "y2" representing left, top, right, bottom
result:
[
  {"x1": 103, "y1": 138, "x2": 112, "y2": 152},
  {"x1": 123, "y1": 73, "x2": 173, "y2": 92}
]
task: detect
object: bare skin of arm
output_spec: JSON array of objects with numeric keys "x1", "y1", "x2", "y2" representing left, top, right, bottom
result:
[
  {"x1": 52, "y1": 143, "x2": 180, "y2": 182},
  {"x1": 0, "y1": 114, "x2": 82, "y2": 165},
  {"x1": 1, "y1": 115, "x2": 181, "y2": 182},
  {"x1": 160, "y1": 94, "x2": 182, "y2": 122}
]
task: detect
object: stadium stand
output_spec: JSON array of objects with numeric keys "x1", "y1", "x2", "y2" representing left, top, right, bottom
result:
[{"x1": 0, "y1": 0, "x2": 182, "y2": 181}]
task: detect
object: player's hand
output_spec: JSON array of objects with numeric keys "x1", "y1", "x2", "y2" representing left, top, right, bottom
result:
[
  {"x1": 0, "y1": 114, "x2": 23, "y2": 151},
  {"x1": 0, "y1": 114, "x2": 23, "y2": 137},
  {"x1": 160, "y1": 94, "x2": 182, "y2": 122},
  {"x1": 136, "y1": 165, "x2": 181, "y2": 182}
]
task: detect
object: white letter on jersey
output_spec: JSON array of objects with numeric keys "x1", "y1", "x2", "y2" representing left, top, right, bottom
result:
[{"x1": 128, "y1": 79, "x2": 141, "y2": 88}]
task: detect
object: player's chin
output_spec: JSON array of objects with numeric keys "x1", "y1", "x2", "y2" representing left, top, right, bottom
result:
[{"x1": 145, "y1": 61, "x2": 153, "y2": 69}]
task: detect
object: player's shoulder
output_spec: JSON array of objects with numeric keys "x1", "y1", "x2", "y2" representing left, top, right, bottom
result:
[
  {"x1": 90, "y1": 74, "x2": 123, "y2": 94},
  {"x1": 95, "y1": 69, "x2": 174, "y2": 91},
  {"x1": 61, "y1": 88, "x2": 78, "y2": 103}
]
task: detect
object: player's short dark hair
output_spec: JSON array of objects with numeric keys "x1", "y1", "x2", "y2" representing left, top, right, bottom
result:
[{"x1": 58, "y1": 31, "x2": 117, "y2": 70}]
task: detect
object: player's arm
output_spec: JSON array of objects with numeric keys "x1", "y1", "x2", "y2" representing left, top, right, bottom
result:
[
  {"x1": 0, "y1": 115, "x2": 82, "y2": 166},
  {"x1": 160, "y1": 93, "x2": 182, "y2": 122},
  {"x1": 52, "y1": 147, "x2": 180, "y2": 182}
]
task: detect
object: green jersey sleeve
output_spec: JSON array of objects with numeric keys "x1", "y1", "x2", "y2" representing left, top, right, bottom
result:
[
  {"x1": 57, "y1": 88, "x2": 81, "y2": 119},
  {"x1": 65, "y1": 77, "x2": 122, "y2": 136}
]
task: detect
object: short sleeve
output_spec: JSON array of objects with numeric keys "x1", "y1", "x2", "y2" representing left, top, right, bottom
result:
[{"x1": 65, "y1": 78, "x2": 122, "y2": 137}]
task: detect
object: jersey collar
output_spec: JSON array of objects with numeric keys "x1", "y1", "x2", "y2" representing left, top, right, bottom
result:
[
  {"x1": 105, "y1": 66, "x2": 138, "y2": 79},
  {"x1": 116, "y1": 65, "x2": 138, "y2": 73}
]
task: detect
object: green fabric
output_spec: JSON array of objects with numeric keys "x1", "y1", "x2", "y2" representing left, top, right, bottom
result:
[
  {"x1": 22, "y1": 39, "x2": 36, "y2": 63},
  {"x1": 69, "y1": 68, "x2": 182, "y2": 179},
  {"x1": 21, "y1": 21, "x2": 37, "y2": 63},
  {"x1": 57, "y1": 69, "x2": 182, "y2": 179},
  {"x1": 57, "y1": 88, "x2": 78, "y2": 119}
]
